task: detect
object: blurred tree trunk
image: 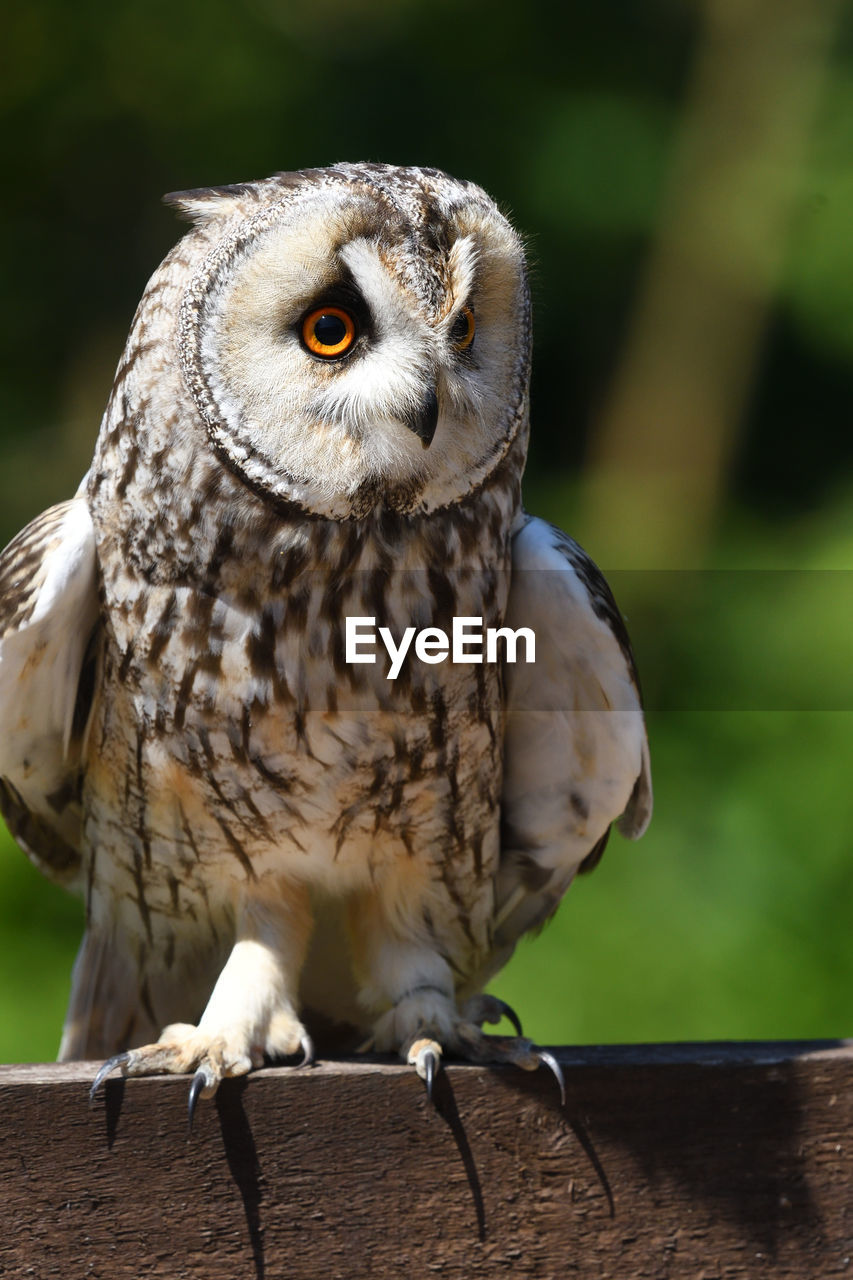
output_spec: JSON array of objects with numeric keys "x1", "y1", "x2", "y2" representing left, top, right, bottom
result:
[{"x1": 580, "y1": 0, "x2": 840, "y2": 568}]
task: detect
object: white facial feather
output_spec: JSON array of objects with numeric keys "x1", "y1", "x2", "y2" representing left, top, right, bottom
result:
[{"x1": 179, "y1": 173, "x2": 529, "y2": 516}]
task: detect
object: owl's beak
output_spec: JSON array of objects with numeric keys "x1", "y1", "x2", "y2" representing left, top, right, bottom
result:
[{"x1": 404, "y1": 388, "x2": 439, "y2": 449}]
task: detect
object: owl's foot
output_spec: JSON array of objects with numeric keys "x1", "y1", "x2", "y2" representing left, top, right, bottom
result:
[
  {"x1": 405, "y1": 992, "x2": 525, "y2": 1101},
  {"x1": 364, "y1": 981, "x2": 562, "y2": 1104},
  {"x1": 89, "y1": 890, "x2": 317, "y2": 1121},
  {"x1": 406, "y1": 1026, "x2": 565, "y2": 1106},
  {"x1": 89, "y1": 1016, "x2": 314, "y2": 1126},
  {"x1": 366, "y1": 986, "x2": 562, "y2": 1106}
]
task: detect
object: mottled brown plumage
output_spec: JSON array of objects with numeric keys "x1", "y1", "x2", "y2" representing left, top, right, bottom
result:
[{"x1": 0, "y1": 164, "x2": 650, "y2": 1099}]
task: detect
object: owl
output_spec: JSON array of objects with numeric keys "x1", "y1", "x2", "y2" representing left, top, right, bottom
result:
[{"x1": 0, "y1": 163, "x2": 651, "y2": 1113}]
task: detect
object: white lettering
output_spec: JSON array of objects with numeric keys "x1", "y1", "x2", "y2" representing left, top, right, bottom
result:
[
  {"x1": 486, "y1": 626, "x2": 536, "y2": 664},
  {"x1": 452, "y1": 616, "x2": 483, "y2": 663},
  {"x1": 414, "y1": 627, "x2": 450, "y2": 664},
  {"x1": 346, "y1": 616, "x2": 377, "y2": 663},
  {"x1": 345, "y1": 616, "x2": 536, "y2": 673},
  {"x1": 379, "y1": 626, "x2": 416, "y2": 680}
]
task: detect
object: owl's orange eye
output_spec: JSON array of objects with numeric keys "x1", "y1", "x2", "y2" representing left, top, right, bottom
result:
[
  {"x1": 301, "y1": 306, "x2": 357, "y2": 358},
  {"x1": 450, "y1": 306, "x2": 476, "y2": 350}
]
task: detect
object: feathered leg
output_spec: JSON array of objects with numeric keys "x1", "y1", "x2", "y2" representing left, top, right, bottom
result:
[{"x1": 90, "y1": 878, "x2": 315, "y2": 1118}]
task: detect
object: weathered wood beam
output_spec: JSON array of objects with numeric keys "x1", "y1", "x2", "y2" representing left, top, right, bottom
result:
[{"x1": 1, "y1": 1041, "x2": 851, "y2": 1277}]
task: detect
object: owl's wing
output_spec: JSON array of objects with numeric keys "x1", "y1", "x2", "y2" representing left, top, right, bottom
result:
[
  {"x1": 493, "y1": 514, "x2": 652, "y2": 952},
  {"x1": 0, "y1": 497, "x2": 100, "y2": 893}
]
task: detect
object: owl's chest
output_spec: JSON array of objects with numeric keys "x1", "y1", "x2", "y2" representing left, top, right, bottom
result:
[{"x1": 87, "y1": 548, "x2": 510, "y2": 890}]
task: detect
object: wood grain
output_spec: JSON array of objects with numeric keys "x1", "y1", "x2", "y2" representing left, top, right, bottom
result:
[{"x1": 1, "y1": 1041, "x2": 851, "y2": 1278}]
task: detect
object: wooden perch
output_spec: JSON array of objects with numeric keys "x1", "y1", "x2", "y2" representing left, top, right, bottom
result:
[{"x1": 1, "y1": 1041, "x2": 851, "y2": 1277}]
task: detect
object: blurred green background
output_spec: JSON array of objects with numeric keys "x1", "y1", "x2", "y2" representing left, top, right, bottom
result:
[{"x1": 2, "y1": 0, "x2": 852, "y2": 1062}]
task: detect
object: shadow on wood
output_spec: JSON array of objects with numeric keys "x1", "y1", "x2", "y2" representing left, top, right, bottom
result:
[{"x1": 0, "y1": 1041, "x2": 850, "y2": 1278}]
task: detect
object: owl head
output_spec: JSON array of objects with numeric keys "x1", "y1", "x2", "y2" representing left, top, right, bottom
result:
[{"x1": 159, "y1": 163, "x2": 530, "y2": 519}]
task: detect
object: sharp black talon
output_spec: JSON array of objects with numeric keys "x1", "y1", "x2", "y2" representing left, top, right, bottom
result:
[
  {"x1": 535, "y1": 1048, "x2": 566, "y2": 1107},
  {"x1": 423, "y1": 1048, "x2": 439, "y2": 1105},
  {"x1": 496, "y1": 998, "x2": 524, "y2": 1038},
  {"x1": 299, "y1": 1033, "x2": 315, "y2": 1068},
  {"x1": 187, "y1": 1070, "x2": 206, "y2": 1132},
  {"x1": 89, "y1": 1052, "x2": 131, "y2": 1103}
]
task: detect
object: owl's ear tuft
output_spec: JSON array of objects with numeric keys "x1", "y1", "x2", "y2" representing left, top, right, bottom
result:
[{"x1": 162, "y1": 184, "x2": 254, "y2": 225}]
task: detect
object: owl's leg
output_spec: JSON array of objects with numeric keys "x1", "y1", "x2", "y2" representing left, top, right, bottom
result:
[
  {"x1": 347, "y1": 896, "x2": 564, "y2": 1104},
  {"x1": 90, "y1": 880, "x2": 314, "y2": 1113},
  {"x1": 348, "y1": 892, "x2": 462, "y2": 1066}
]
